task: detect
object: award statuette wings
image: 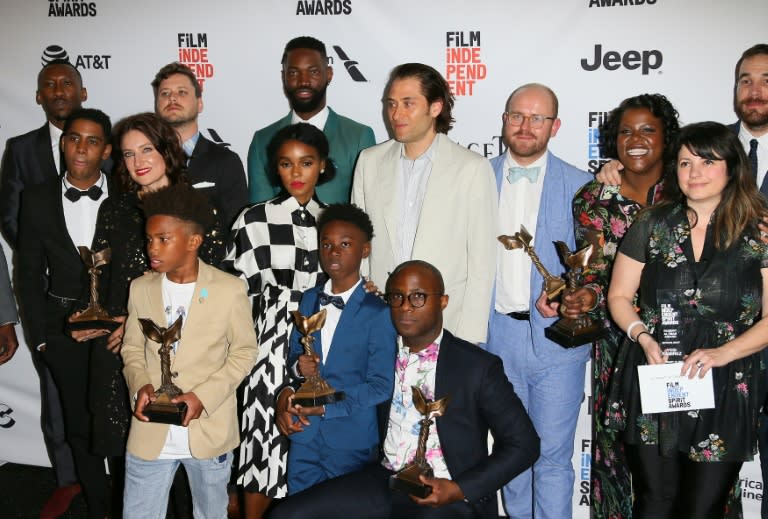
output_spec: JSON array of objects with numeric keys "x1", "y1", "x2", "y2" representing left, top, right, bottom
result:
[
  {"x1": 389, "y1": 387, "x2": 450, "y2": 498},
  {"x1": 66, "y1": 246, "x2": 121, "y2": 332},
  {"x1": 290, "y1": 309, "x2": 345, "y2": 407},
  {"x1": 544, "y1": 241, "x2": 605, "y2": 347},
  {"x1": 498, "y1": 225, "x2": 566, "y2": 300},
  {"x1": 138, "y1": 316, "x2": 187, "y2": 425}
]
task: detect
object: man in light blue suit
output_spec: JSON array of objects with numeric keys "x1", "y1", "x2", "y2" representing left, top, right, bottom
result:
[
  {"x1": 248, "y1": 36, "x2": 375, "y2": 204},
  {"x1": 483, "y1": 84, "x2": 591, "y2": 519}
]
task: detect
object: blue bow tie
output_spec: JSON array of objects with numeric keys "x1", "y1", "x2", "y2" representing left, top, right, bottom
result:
[
  {"x1": 319, "y1": 292, "x2": 345, "y2": 310},
  {"x1": 507, "y1": 166, "x2": 541, "y2": 184}
]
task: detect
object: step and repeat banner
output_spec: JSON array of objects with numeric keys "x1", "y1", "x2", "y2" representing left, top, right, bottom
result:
[{"x1": 1, "y1": 0, "x2": 766, "y2": 516}]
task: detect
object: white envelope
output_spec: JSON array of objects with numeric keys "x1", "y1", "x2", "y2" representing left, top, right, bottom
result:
[{"x1": 637, "y1": 362, "x2": 715, "y2": 414}]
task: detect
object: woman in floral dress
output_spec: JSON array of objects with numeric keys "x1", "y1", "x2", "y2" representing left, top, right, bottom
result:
[
  {"x1": 606, "y1": 122, "x2": 768, "y2": 518},
  {"x1": 567, "y1": 94, "x2": 680, "y2": 519}
]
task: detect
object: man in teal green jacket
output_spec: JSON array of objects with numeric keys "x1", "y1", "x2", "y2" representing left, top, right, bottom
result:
[{"x1": 248, "y1": 36, "x2": 375, "y2": 204}]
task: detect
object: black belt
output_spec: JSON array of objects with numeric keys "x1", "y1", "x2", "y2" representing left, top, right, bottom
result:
[{"x1": 506, "y1": 311, "x2": 530, "y2": 321}]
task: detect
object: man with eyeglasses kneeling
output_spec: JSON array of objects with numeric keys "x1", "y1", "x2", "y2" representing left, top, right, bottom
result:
[
  {"x1": 482, "y1": 84, "x2": 592, "y2": 519},
  {"x1": 271, "y1": 260, "x2": 539, "y2": 519}
]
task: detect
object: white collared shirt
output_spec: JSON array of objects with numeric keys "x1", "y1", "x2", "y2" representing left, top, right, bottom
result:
[
  {"x1": 319, "y1": 278, "x2": 361, "y2": 363},
  {"x1": 182, "y1": 131, "x2": 201, "y2": 158},
  {"x1": 739, "y1": 123, "x2": 768, "y2": 188},
  {"x1": 49, "y1": 122, "x2": 63, "y2": 174},
  {"x1": 291, "y1": 106, "x2": 330, "y2": 131},
  {"x1": 495, "y1": 151, "x2": 548, "y2": 313},
  {"x1": 61, "y1": 173, "x2": 108, "y2": 250},
  {"x1": 395, "y1": 139, "x2": 437, "y2": 265}
]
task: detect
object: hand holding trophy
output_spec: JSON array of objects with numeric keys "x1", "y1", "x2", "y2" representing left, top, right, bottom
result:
[
  {"x1": 67, "y1": 246, "x2": 120, "y2": 332},
  {"x1": 138, "y1": 316, "x2": 187, "y2": 424},
  {"x1": 389, "y1": 387, "x2": 450, "y2": 498},
  {"x1": 290, "y1": 309, "x2": 345, "y2": 407}
]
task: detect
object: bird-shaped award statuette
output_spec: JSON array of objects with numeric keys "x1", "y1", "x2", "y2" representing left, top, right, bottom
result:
[
  {"x1": 389, "y1": 387, "x2": 450, "y2": 498},
  {"x1": 544, "y1": 242, "x2": 605, "y2": 348},
  {"x1": 138, "y1": 316, "x2": 187, "y2": 424},
  {"x1": 291, "y1": 309, "x2": 345, "y2": 407},
  {"x1": 498, "y1": 226, "x2": 566, "y2": 300},
  {"x1": 67, "y1": 246, "x2": 121, "y2": 331}
]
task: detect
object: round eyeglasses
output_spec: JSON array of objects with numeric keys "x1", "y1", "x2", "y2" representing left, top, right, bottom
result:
[{"x1": 384, "y1": 292, "x2": 443, "y2": 308}]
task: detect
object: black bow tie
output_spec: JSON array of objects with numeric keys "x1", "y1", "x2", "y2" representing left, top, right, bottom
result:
[
  {"x1": 319, "y1": 292, "x2": 345, "y2": 310},
  {"x1": 64, "y1": 185, "x2": 103, "y2": 202}
]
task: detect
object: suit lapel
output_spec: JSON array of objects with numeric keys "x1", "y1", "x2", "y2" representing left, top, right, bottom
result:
[
  {"x1": 35, "y1": 124, "x2": 59, "y2": 178},
  {"x1": 414, "y1": 134, "x2": 447, "y2": 253},
  {"x1": 380, "y1": 143, "x2": 400, "y2": 259},
  {"x1": 50, "y1": 181, "x2": 82, "y2": 260},
  {"x1": 174, "y1": 260, "x2": 211, "y2": 359},
  {"x1": 323, "y1": 283, "x2": 366, "y2": 369}
]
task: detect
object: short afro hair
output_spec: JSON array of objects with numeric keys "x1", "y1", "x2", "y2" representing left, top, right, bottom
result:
[
  {"x1": 317, "y1": 203, "x2": 374, "y2": 241},
  {"x1": 142, "y1": 184, "x2": 215, "y2": 235}
]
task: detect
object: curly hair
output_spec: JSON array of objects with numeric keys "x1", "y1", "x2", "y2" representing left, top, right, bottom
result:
[
  {"x1": 599, "y1": 93, "x2": 681, "y2": 178},
  {"x1": 142, "y1": 183, "x2": 214, "y2": 235},
  {"x1": 386, "y1": 63, "x2": 455, "y2": 134},
  {"x1": 266, "y1": 122, "x2": 336, "y2": 187},
  {"x1": 151, "y1": 62, "x2": 201, "y2": 98},
  {"x1": 317, "y1": 203, "x2": 374, "y2": 241},
  {"x1": 660, "y1": 121, "x2": 765, "y2": 250},
  {"x1": 112, "y1": 112, "x2": 188, "y2": 193}
]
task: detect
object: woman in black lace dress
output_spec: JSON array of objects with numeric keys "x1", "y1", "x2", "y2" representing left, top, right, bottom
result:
[{"x1": 71, "y1": 113, "x2": 224, "y2": 513}]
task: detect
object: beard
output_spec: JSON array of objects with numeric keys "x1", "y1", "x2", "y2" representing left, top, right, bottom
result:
[
  {"x1": 286, "y1": 82, "x2": 329, "y2": 114},
  {"x1": 736, "y1": 99, "x2": 768, "y2": 130}
]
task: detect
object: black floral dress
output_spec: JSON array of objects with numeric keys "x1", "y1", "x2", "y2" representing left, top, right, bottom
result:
[
  {"x1": 607, "y1": 203, "x2": 768, "y2": 468},
  {"x1": 573, "y1": 179, "x2": 663, "y2": 518}
]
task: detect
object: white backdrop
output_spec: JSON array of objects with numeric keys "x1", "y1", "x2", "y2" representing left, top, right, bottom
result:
[{"x1": 1, "y1": 0, "x2": 766, "y2": 516}]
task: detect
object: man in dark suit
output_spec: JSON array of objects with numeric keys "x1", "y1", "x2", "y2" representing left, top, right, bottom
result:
[
  {"x1": 17, "y1": 108, "x2": 113, "y2": 519},
  {"x1": 0, "y1": 58, "x2": 87, "y2": 518},
  {"x1": 0, "y1": 245, "x2": 18, "y2": 365},
  {"x1": 248, "y1": 36, "x2": 375, "y2": 204},
  {"x1": 271, "y1": 260, "x2": 540, "y2": 519},
  {"x1": 152, "y1": 62, "x2": 248, "y2": 229}
]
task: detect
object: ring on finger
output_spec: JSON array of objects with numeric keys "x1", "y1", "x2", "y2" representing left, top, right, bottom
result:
[{"x1": 696, "y1": 360, "x2": 704, "y2": 368}]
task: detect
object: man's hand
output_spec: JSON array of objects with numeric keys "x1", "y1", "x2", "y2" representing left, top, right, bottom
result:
[
  {"x1": 172, "y1": 392, "x2": 204, "y2": 427},
  {"x1": 595, "y1": 159, "x2": 624, "y2": 186},
  {"x1": 68, "y1": 311, "x2": 110, "y2": 343},
  {"x1": 560, "y1": 287, "x2": 597, "y2": 319},
  {"x1": 275, "y1": 389, "x2": 307, "y2": 436},
  {"x1": 0, "y1": 323, "x2": 18, "y2": 365},
  {"x1": 105, "y1": 317, "x2": 127, "y2": 353},
  {"x1": 535, "y1": 291, "x2": 559, "y2": 318},
  {"x1": 134, "y1": 384, "x2": 156, "y2": 422},
  {"x1": 410, "y1": 475, "x2": 465, "y2": 508},
  {"x1": 290, "y1": 403, "x2": 325, "y2": 417},
  {"x1": 298, "y1": 353, "x2": 319, "y2": 377}
]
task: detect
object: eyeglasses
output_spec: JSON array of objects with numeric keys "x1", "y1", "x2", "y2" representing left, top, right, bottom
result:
[
  {"x1": 504, "y1": 112, "x2": 555, "y2": 129},
  {"x1": 384, "y1": 292, "x2": 443, "y2": 308}
]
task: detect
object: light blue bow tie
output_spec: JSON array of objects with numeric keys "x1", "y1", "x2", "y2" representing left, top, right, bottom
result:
[{"x1": 507, "y1": 166, "x2": 541, "y2": 184}]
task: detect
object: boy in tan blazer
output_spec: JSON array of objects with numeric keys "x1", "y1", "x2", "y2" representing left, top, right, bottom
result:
[{"x1": 121, "y1": 184, "x2": 257, "y2": 518}]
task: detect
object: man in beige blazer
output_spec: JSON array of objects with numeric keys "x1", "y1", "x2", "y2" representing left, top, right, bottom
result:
[
  {"x1": 352, "y1": 63, "x2": 497, "y2": 344},
  {"x1": 121, "y1": 185, "x2": 258, "y2": 518}
]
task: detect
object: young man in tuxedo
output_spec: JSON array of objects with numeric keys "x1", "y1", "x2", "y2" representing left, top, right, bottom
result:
[{"x1": 17, "y1": 108, "x2": 112, "y2": 518}]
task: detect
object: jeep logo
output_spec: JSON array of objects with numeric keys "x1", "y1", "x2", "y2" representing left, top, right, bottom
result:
[{"x1": 581, "y1": 44, "x2": 662, "y2": 75}]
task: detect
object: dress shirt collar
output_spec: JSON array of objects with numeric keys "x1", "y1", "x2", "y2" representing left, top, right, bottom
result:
[
  {"x1": 322, "y1": 278, "x2": 361, "y2": 300},
  {"x1": 61, "y1": 172, "x2": 107, "y2": 196},
  {"x1": 398, "y1": 135, "x2": 438, "y2": 163},
  {"x1": 291, "y1": 106, "x2": 330, "y2": 131},
  {"x1": 505, "y1": 149, "x2": 547, "y2": 171},
  {"x1": 396, "y1": 330, "x2": 444, "y2": 358},
  {"x1": 182, "y1": 131, "x2": 201, "y2": 157}
]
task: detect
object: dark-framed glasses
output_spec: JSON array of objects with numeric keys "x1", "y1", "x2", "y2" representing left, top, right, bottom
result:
[
  {"x1": 384, "y1": 292, "x2": 443, "y2": 308},
  {"x1": 503, "y1": 112, "x2": 555, "y2": 129}
]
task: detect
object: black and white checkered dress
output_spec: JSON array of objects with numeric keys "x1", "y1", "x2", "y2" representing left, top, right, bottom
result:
[{"x1": 225, "y1": 194, "x2": 325, "y2": 497}]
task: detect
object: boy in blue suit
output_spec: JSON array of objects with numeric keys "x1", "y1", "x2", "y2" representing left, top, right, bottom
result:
[{"x1": 276, "y1": 203, "x2": 396, "y2": 495}]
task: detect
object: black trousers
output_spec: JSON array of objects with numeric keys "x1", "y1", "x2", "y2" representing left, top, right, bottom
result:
[
  {"x1": 43, "y1": 328, "x2": 108, "y2": 519},
  {"x1": 270, "y1": 463, "x2": 483, "y2": 519},
  {"x1": 625, "y1": 443, "x2": 742, "y2": 519}
]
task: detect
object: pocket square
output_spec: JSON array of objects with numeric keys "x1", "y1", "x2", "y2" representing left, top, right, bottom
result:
[{"x1": 192, "y1": 181, "x2": 216, "y2": 189}]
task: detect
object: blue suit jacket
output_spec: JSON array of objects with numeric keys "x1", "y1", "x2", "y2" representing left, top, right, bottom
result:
[
  {"x1": 490, "y1": 152, "x2": 592, "y2": 363},
  {"x1": 287, "y1": 283, "x2": 396, "y2": 450}
]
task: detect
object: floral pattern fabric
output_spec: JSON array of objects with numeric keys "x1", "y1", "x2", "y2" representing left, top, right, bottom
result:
[
  {"x1": 573, "y1": 179, "x2": 663, "y2": 518},
  {"x1": 607, "y1": 202, "x2": 768, "y2": 468}
]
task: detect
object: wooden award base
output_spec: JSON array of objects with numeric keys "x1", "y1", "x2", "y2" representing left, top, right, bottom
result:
[
  {"x1": 389, "y1": 463, "x2": 433, "y2": 498},
  {"x1": 66, "y1": 305, "x2": 121, "y2": 332},
  {"x1": 292, "y1": 376, "x2": 345, "y2": 407},
  {"x1": 545, "y1": 317, "x2": 605, "y2": 348},
  {"x1": 143, "y1": 393, "x2": 187, "y2": 425}
]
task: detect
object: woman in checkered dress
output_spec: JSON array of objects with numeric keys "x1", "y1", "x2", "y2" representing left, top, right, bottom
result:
[{"x1": 225, "y1": 123, "x2": 335, "y2": 518}]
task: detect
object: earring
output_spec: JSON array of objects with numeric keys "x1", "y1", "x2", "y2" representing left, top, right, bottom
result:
[{"x1": 320, "y1": 169, "x2": 325, "y2": 174}]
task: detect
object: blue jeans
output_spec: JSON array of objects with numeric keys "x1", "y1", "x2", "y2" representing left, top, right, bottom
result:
[
  {"x1": 484, "y1": 310, "x2": 587, "y2": 519},
  {"x1": 124, "y1": 451, "x2": 232, "y2": 519}
]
